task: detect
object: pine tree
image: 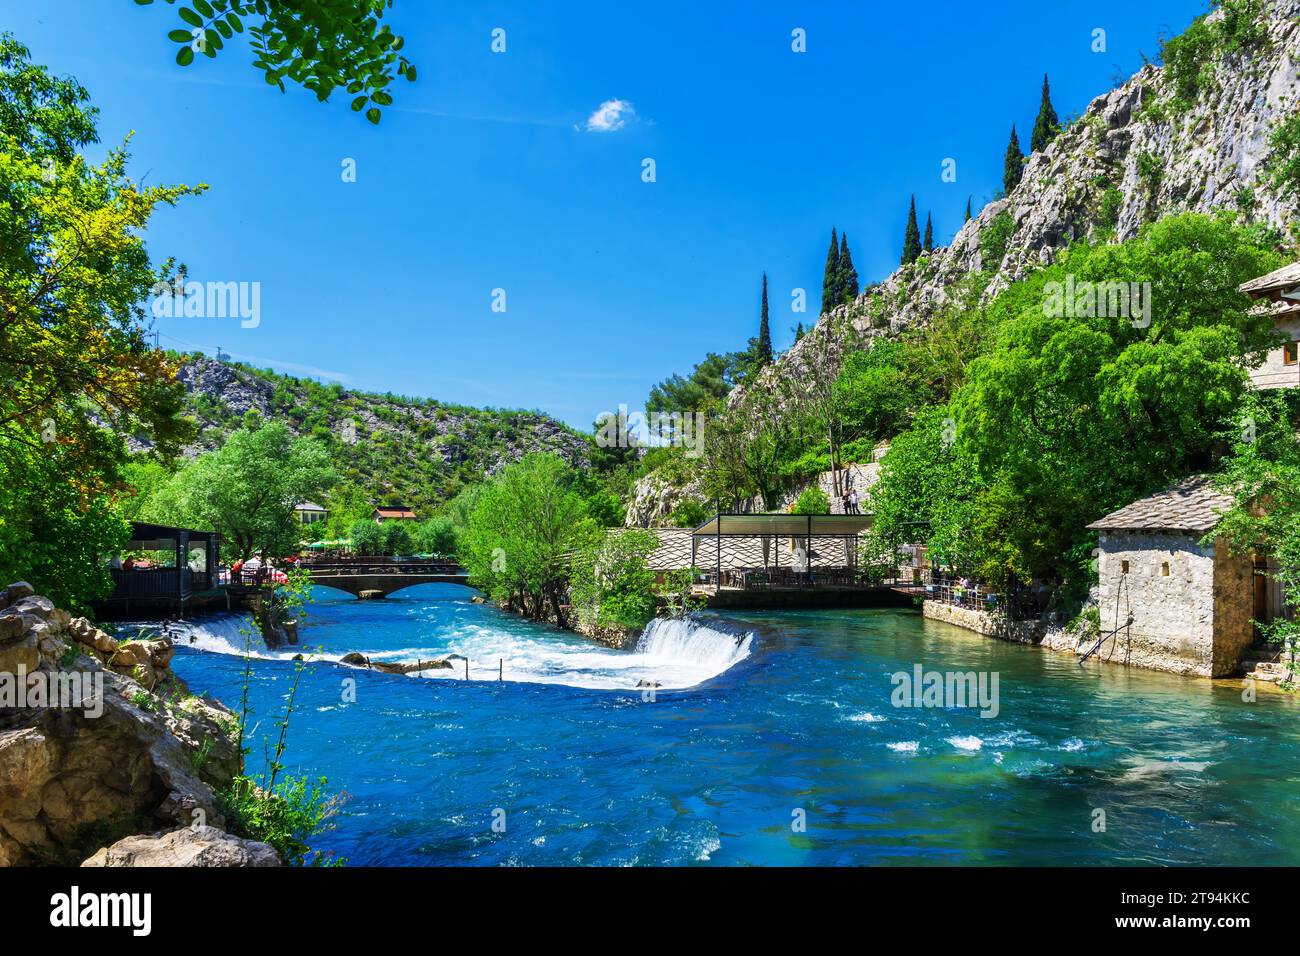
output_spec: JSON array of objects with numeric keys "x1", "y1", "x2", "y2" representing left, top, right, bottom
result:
[
  {"x1": 821, "y1": 228, "x2": 841, "y2": 314},
  {"x1": 1031, "y1": 73, "x2": 1059, "y2": 154},
  {"x1": 923, "y1": 213, "x2": 934, "y2": 253},
  {"x1": 965, "y1": 196, "x2": 972, "y2": 222},
  {"x1": 756, "y1": 272, "x2": 773, "y2": 365},
  {"x1": 1003, "y1": 124, "x2": 1024, "y2": 194},
  {"x1": 794, "y1": 322, "x2": 805, "y2": 341},
  {"x1": 838, "y1": 233, "x2": 859, "y2": 304},
  {"x1": 901, "y1": 197, "x2": 921, "y2": 265}
]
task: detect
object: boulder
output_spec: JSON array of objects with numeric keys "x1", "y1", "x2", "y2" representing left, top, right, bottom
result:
[
  {"x1": 0, "y1": 664, "x2": 226, "y2": 864},
  {"x1": 81, "y1": 826, "x2": 281, "y2": 868},
  {"x1": 339, "y1": 652, "x2": 369, "y2": 667},
  {"x1": 10, "y1": 595, "x2": 54, "y2": 620},
  {"x1": 0, "y1": 615, "x2": 25, "y2": 643},
  {"x1": 0, "y1": 631, "x2": 39, "y2": 675},
  {"x1": 3, "y1": 582, "x2": 34, "y2": 605}
]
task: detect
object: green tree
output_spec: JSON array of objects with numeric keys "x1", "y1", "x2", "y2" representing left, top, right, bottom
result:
[
  {"x1": 569, "y1": 529, "x2": 660, "y2": 630},
  {"x1": 1030, "y1": 73, "x2": 1059, "y2": 153},
  {"x1": 756, "y1": 272, "x2": 774, "y2": 365},
  {"x1": 0, "y1": 36, "x2": 197, "y2": 607},
  {"x1": 460, "y1": 453, "x2": 598, "y2": 625},
  {"x1": 1003, "y1": 124, "x2": 1024, "y2": 193},
  {"x1": 965, "y1": 196, "x2": 972, "y2": 223},
  {"x1": 413, "y1": 516, "x2": 458, "y2": 555},
  {"x1": 901, "y1": 197, "x2": 921, "y2": 265},
  {"x1": 145, "y1": 419, "x2": 337, "y2": 561},
  {"x1": 839, "y1": 233, "x2": 859, "y2": 304},
  {"x1": 821, "y1": 228, "x2": 841, "y2": 313},
  {"x1": 952, "y1": 212, "x2": 1281, "y2": 589},
  {"x1": 1215, "y1": 390, "x2": 1300, "y2": 662},
  {"x1": 923, "y1": 212, "x2": 934, "y2": 253},
  {"x1": 134, "y1": 0, "x2": 417, "y2": 124},
  {"x1": 792, "y1": 485, "x2": 830, "y2": 514}
]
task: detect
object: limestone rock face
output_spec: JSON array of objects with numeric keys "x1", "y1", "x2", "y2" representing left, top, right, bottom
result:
[
  {"x1": 81, "y1": 825, "x2": 281, "y2": 868},
  {"x1": 735, "y1": 0, "x2": 1300, "y2": 409}
]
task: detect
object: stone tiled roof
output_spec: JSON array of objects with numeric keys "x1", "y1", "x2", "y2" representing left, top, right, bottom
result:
[
  {"x1": 1086, "y1": 476, "x2": 1234, "y2": 534},
  {"x1": 1240, "y1": 261, "x2": 1300, "y2": 297},
  {"x1": 630, "y1": 527, "x2": 864, "y2": 571}
]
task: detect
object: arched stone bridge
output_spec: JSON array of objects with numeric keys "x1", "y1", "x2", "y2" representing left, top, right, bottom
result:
[{"x1": 301, "y1": 562, "x2": 472, "y2": 599}]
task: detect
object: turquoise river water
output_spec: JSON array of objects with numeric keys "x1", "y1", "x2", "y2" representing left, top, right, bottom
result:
[{"x1": 144, "y1": 583, "x2": 1300, "y2": 866}]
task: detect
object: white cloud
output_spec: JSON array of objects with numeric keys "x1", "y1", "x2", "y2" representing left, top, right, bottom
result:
[{"x1": 581, "y1": 98, "x2": 635, "y2": 133}]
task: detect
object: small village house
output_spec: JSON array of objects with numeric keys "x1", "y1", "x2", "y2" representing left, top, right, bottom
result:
[
  {"x1": 372, "y1": 505, "x2": 418, "y2": 523},
  {"x1": 1087, "y1": 477, "x2": 1257, "y2": 677},
  {"x1": 295, "y1": 501, "x2": 329, "y2": 527},
  {"x1": 1240, "y1": 260, "x2": 1300, "y2": 390}
]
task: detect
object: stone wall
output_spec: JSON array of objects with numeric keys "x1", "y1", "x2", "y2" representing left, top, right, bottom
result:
[
  {"x1": 1094, "y1": 532, "x2": 1252, "y2": 677},
  {"x1": 1248, "y1": 315, "x2": 1300, "y2": 391},
  {"x1": 921, "y1": 601, "x2": 1049, "y2": 645}
]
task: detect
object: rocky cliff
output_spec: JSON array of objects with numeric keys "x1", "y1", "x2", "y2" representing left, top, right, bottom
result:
[
  {"x1": 743, "y1": 0, "x2": 1300, "y2": 402},
  {"x1": 0, "y1": 582, "x2": 273, "y2": 866},
  {"x1": 147, "y1": 354, "x2": 592, "y2": 512}
]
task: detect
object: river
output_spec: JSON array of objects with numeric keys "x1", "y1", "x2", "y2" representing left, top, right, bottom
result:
[{"x1": 138, "y1": 583, "x2": 1300, "y2": 866}]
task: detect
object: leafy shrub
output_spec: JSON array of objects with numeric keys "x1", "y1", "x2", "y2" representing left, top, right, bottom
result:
[
  {"x1": 979, "y1": 211, "x2": 1015, "y2": 268},
  {"x1": 792, "y1": 486, "x2": 830, "y2": 514},
  {"x1": 569, "y1": 529, "x2": 660, "y2": 630},
  {"x1": 1097, "y1": 187, "x2": 1124, "y2": 230},
  {"x1": 217, "y1": 774, "x2": 344, "y2": 867}
]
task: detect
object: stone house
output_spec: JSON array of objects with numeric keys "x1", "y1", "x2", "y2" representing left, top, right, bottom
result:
[
  {"x1": 1240, "y1": 260, "x2": 1300, "y2": 391},
  {"x1": 1086, "y1": 476, "x2": 1258, "y2": 677}
]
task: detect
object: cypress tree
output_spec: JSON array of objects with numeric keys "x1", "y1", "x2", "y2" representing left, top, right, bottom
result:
[
  {"x1": 1031, "y1": 73, "x2": 1059, "y2": 154},
  {"x1": 757, "y1": 272, "x2": 773, "y2": 365},
  {"x1": 821, "y1": 228, "x2": 841, "y2": 314},
  {"x1": 839, "y1": 233, "x2": 859, "y2": 304},
  {"x1": 901, "y1": 197, "x2": 921, "y2": 265},
  {"x1": 965, "y1": 196, "x2": 972, "y2": 222},
  {"x1": 794, "y1": 322, "x2": 805, "y2": 341},
  {"x1": 1003, "y1": 124, "x2": 1024, "y2": 194},
  {"x1": 922, "y1": 213, "x2": 934, "y2": 253}
]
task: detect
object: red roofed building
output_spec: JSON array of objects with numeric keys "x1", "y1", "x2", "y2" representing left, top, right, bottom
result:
[{"x1": 372, "y1": 505, "x2": 417, "y2": 523}]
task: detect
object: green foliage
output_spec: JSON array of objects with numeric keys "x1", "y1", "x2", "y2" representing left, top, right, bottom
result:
[
  {"x1": 755, "y1": 273, "x2": 774, "y2": 366},
  {"x1": 838, "y1": 233, "x2": 859, "y2": 305},
  {"x1": 901, "y1": 198, "x2": 921, "y2": 266},
  {"x1": 1264, "y1": 111, "x2": 1300, "y2": 203},
  {"x1": 135, "y1": 0, "x2": 416, "y2": 122},
  {"x1": 217, "y1": 774, "x2": 344, "y2": 866},
  {"x1": 792, "y1": 485, "x2": 830, "y2": 514},
  {"x1": 1097, "y1": 186, "x2": 1124, "y2": 230},
  {"x1": 922, "y1": 213, "x2": 934, "y2": 254},
  {"x1": 1136, "y1": 151, "x2": 1163, "y2": 204},
  {"x1": 979, "y1": 210, "x2": 1015, "y2": 268},
  {"x1": 1031, "y1": 73, "x2": 1059, "y2": 154},
  {"x1": 348, "y1": 518, "x2": 412, "y2": 555},
  {"x1": 460, "y1": 453, "x2": 598, "y2": 623},
  {"x1": 951, "y1": 212, "x2": 1281, "y2": 589},
  {"x1": 670, "y1": 497, "x2": 711, "y2": 529},
  {"x1": 1003, "y1": 124, "x2": 1024, "y2": 194},
  {"x1": 822, "y1": 227, "x2": 842, "y2": 312},
  {"x1": 143, "y1": 419, "x2": 336, "y2": 560},
  {"x1": 0, "y1": 36, "x2": 199, "y2": 610},
  {"x1": 1213, "y1": 390, "x2": 1300, "y2": 659},
  {"x1": 1156, "y1": 0, "x2": 1268, "y2": 113},
  {"x1": 569, "y1": 529, "x2": 660, "y2": 630},
  {"x1": 412, "y1": 516, "x2": 457, "y2": 555}
]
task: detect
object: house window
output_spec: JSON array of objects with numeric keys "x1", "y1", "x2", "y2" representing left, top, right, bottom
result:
[
  {"x1": 1121, "y1": 560, "x2": 1130, "y2": 574},
  {"x1": 1284, "y1": 342, "x2": 1298, "y2": 367},
  {"x1": 1161, "y1": 561, "x2": 1170, "y2": 577}
]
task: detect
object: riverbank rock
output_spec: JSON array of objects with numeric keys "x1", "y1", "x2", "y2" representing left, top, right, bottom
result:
[
  {"x1": 0, "y1": 584, "x2": 242, "y2": 866},
  {"x1": 340, "y1": 652, "x2": 369, "y2": 666},
  {"x1": 82, "y1": 825, "x2": 281, "y2": 867}
]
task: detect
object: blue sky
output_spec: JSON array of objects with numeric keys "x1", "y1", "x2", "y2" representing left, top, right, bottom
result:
[{"x1": 5, "y1": 0, "x2": 1205, "y2": 429}]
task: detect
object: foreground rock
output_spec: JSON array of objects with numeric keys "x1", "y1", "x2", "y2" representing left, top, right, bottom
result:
[
  {"x1": 0, "y1": 584, "x2": 268, "y2": 866},
  {"x1": 82, "y1": 826, "x2": 280, "y2": 868}
]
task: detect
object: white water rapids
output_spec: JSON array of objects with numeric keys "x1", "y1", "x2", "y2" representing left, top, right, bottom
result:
[{"x1": 141, "y1": 611, "x2": 754, "y2": 691}]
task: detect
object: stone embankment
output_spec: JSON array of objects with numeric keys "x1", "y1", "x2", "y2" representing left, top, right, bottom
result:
[{"x1": 0, "y1": 581, "x2": 279, "y2": 866}]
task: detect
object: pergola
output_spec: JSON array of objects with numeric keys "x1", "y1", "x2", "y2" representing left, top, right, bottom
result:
[
  {"x1": 109, "y1": 522, "x2": 222, "y2": 600},
  {"x1": 691, "y1": 513, "x2": 874, "y2": 588}
]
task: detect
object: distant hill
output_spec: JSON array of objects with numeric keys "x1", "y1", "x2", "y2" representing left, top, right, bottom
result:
[{"x1": 147, "y1": 354, "x2": 591, "y2": 514}]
